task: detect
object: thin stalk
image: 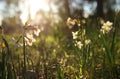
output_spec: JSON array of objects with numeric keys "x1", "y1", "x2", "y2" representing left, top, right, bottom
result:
[
  {"x1": 101, "y1": 34, "x2": 113, "y2": 67},
  {"x1": 110, "y1": 12, "x2": 118, "y2": 66},
  {"x1": 9, "y1": 50, "x2": 16, "y2": 79},
  {"x1": 23, "y1": 30, "x2": 26, "y2": 79},
  {"x1": 92, "y1": 47, "x2": 95, "y2": 79},
  {"x1": 4, "y1": 38, "x2": 16, "y2": 79},
  {"x1": 110, "y1": 28, "x2": 116, "y2": 66},
  {"x1": 18, "y1": 55, "x2": 21, "y2": 77},
  {"x1": 27, "y1": 57, "x2": 34, "y2": 71},
  {"x1": 102, "y1": 52, "x2": 106, "y2": 79},
  {"x1": 1, "y1": 48, "x2": 6, "y2": 79}
]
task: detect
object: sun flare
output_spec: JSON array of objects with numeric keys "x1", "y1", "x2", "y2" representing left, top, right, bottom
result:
[{"x1": 20, "y1": 0, "x2": 50, "y2": 24}]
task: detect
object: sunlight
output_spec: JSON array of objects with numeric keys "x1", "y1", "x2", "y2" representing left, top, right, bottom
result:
[{"x1": 20, "y1": 0, "x2": 50, "y2": 24}]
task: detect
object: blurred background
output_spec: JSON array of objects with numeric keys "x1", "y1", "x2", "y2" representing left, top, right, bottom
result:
[
  {"x1": 0, "y1": 0, "x2": 120, "y2": 78},
  {"x1": 0, "y1": 0, "x2": 120, "y2": 34}
]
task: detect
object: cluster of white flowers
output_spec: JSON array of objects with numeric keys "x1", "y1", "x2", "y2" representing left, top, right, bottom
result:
[
  {"x1": 24, "y1": 22, "x2": 41, "y2": 46},
  {"x1": 66, "y1": 17, "x2": 80, "y2": 29},
  {"x1": 72, "y1": 31, "x2": 91, "y2": 49},
  {"x1": 12, "y1": 21, "x2": 42, "y2": 47},
  {"x1": 100, "y1": 21, "x2": 113, "y2": 34},
  {"x1": 67, "y1": 17, "x2": 91, "y2": 49},
  {"x1": 24, "y1": 33, "x2": 36, "y2": 46}
]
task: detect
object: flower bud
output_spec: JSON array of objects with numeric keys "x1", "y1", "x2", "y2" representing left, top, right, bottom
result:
[
  {"x1": 1, "y1": 42, "x2": 5, "y2": 48},
  {"x1": 25, "y1": 21, "x2": 31, "y2": 27}
]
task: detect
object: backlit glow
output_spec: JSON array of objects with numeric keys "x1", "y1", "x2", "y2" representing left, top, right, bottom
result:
[{"x1": 20, "y1": 0, "x2": 50, "y2": 24}]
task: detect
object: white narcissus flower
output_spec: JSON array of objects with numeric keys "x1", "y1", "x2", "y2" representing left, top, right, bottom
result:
[
  {"x1": 24, "y1": 37, "x2": 32, "y2": 46},
  {"x1": 76, "y1": 41, "x2": 83, "y2": 49},
  {"x1": 33, "y1": 28, "x2": 41, "y2": 36},
  {"x1": 26, "y1": 33, "x2": 33, "y2": 39},
  {"x1": 24, "y1": 37, "x2": 36, "y2": 46},
  {"x1": 66, "y1": 17, "x2": 81, "y2": 29},
  {"x1": 100, "y1": 21, "x2": 113, "y2": 34},
  {"x1": 72, "y1": 31, "x2": 78, "y2": 39},
  {"x1": 25, "y1": 33, "x2": 36, "y2": 46},
  {"x1": 22, "y1": 22, "x2": 41, "y2": 46},
  {"x1": 66, "y1": 17, "x2": 74, "y2": 29},
  {"x1": 67, "y1": 17, "x2": 71, "y2": 23},
  {"x1": 85, "y1": 39, "x2": 91, "y2": 45},
  {"x1": 71, "y1": 19, "x2": 77, "y2": 25}
]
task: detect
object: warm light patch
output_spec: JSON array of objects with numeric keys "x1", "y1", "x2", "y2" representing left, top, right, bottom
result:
[{"x1": 20, "y1": 0, "x2": 50, "y2": 24}]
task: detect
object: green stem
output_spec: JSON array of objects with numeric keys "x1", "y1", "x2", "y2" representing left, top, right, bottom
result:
[
  {"x1": 18, "y1": 55, "x2": 21, "y2": 77},
  {"x1": 23, "y1": 31, "x2": 26, "y2": 79},
  {"x1": 110, "y1": 12, "x2": 118, "y2": 66},
  {"x1": 1, "y1": 48, "x2": 6, "y2": 79},
  {"x1": 110, "y1": 29, "x2": 116, "y2": 66},
  {"x1": 101, "y1": 34, "x2": 113, "y2": 67}
]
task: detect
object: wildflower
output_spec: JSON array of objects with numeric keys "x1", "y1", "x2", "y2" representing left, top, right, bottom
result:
[
  {"x1": 100, "y1": 21, "x2": 113, "y2": 34},
  {"x1": 72, "y1": 31, "x2": 78, "y2": 39},
  {"x1": 67, "y1": 17, "x2": 76, "y2": 25},
  {"x1": 26, "y1": 33, "x2": 33, "y2": 39},
  {"x1": 85, "y1": 39, "x2": 91, "y2": 45},
  {"x1": 24, "y1": 37, "x2": 36, "y2": 46},
  {"x1": 67, "y1": 17, "x2": 71, "y2": 23},
  {"x1": 1, "y1": 42, "x2": 5, "y2": 48},
  {"x1": 72, "y1": 19, "x2": 77, "y2": 25},
  {"x1": 25, "y1": 33, "x2": 36, "y2": 46},
  {"x1": 67, "y1": 18, "x2": 78, "y2": 29},
  {"x1": 66, "y1": 17, "x2": 74, "y2": 29},
  {"x1": 23, "y1": 21, "x2": 41, "y2": 46},
  {"x1": 33, "y1": 26, "x2": 41, "y2": 36},
  {"x1": 66, "y1": 17, "x2": 71, "y2": 25},
  {"x1": 76, "y1": 41, "x2": 83, "y2": 49},
  {"x1": 67, "y1": 17, "x2": 81, "y2": 29}
]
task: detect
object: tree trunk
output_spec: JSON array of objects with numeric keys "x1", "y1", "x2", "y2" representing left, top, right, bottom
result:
[
  {"x1": 97, "y1": 0, "x2": 104, "y2": 17},
  {"x1": 64, "y1": 0, "x2": 71, "y2": 17}
]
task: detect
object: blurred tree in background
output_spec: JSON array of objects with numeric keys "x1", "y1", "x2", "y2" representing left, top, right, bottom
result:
[
  {"x1": 0, "y1": 0, "x2": 119, "y2": 34},
  {"x1": 0, "y1": 0, "x2": 22, "y2": 33}
]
